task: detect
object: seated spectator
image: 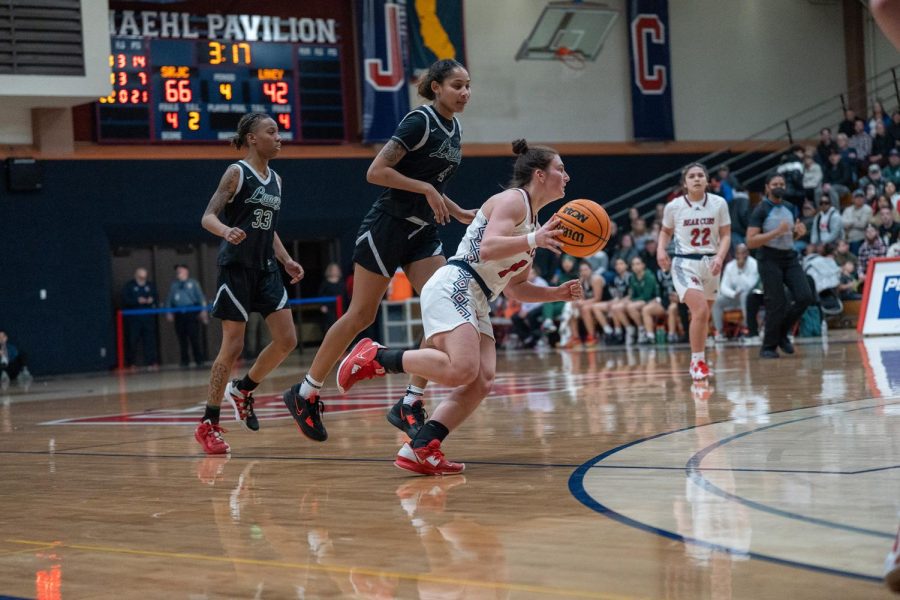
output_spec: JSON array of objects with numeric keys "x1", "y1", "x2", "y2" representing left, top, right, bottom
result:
[
  {"x1": 868, "y1": 100, "x2": 891, "y2": 135},
  {"x1": 843, "y1": 189, "x2": 873, "y2": 254},
  {"x1": 816, "y1": 127, "x2": 839, "y2": 165},
  {"x1": 886, "y1": 149, "x2": 900, "y2": 186},
  {"x1": 802, "y1": 152, "x2": 823, "y2": 203},
  {"x1": 887, "y1": 180, "x2": 900, "y2": 213},
  {"x1": 560, "y1": 262, "x2": 599, "y2": 348},
  {"x1": 838, "y1": 108, "x2": 857, "y2": 137},
  {"x1": 795, "y1": 199, "x2": 817, "y2": 252},
  {"x1": 870, "y1": 120, "x2": 895, "y2": 166},
  {"x1": 715, "y1": 164, "x2": 740, "y2": 200},
  {"x1": 876, "y1": 206, "x2": 900, "y2": 245},
  {"x1": 802, "y1": 243, "x2": 842, "y2": 295},
  {"x1": 609, "y1": 233, "x2": 638, "y2": 273},
  {"x1": 639, "y1": 237, "x2": 660, "y2": 274},
  {"x1": 630, "y1": 217, "x2": 652, "y2": 252},
  {"x1": 612, "y1": 256, "x2": 660, "y2": 345},
  {"x1": 834, "y1": 239, "x2": 858, "y2": 271},
  {"x1": 541, "y1": 254, "x2": 579, "y2": 337},
  {"x1": 890, "y1": 111, "x2": 900, "y2": 146},
  {"x1": 858, "y1": 223, "x2": 887, "y2": 283},
  {"x1": 820, "y1": 150, "x2": 854, "y2": 204},
  {"x1": 590, "y1": 257, "x2": 631, "y2": 344},
  {"x1": 849, "y1": 117, "x2": 873, "y2": 161},
  {"x1": 838, "y1": 260, "x2": 862, "y2": 300},
  {"x1": 0, "y1": 330, "x2": 31, "y2": 388},
  {"x1": 712, "y1": 244, "x2": 758, "y2": 341},
  {"x1": 809, "y1": 196, "x2": 843, "y2": 245},
  {"x1": 777, "y1": 145, "x2": 807, "y2": 209},
  {"x1": 510, "y1": 267, "x2": 549, "y2": 349},
  {"x1": 860, "y1": 164, "x2": 888, "y2": 197}
]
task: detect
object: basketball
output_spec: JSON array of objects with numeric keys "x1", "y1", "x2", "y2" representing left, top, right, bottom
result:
[{"x1": 554, "y1": 199, "x2": 610, "y2": 258}]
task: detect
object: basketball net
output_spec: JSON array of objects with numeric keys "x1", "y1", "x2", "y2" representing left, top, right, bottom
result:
[{"x1": 554, "y1": 47, "x2": 586, "y2": 70}]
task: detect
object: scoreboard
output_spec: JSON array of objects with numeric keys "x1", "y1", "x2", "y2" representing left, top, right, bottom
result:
[{"x1": 96, "y1": 36, "x2": 348, "y2": 143}]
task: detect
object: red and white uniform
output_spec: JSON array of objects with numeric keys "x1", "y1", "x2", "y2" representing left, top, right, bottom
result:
[
  {"x1": 420, "y1": 189, "x2": 537, "y2": 340},
  {"x1": 662, "y1": 193, "x2": 730, "y2": 300}
]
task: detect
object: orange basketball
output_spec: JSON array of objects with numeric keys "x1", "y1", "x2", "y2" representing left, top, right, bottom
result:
[{"x1": 554, "y1": 199, "x2": 610, "y2": 258}]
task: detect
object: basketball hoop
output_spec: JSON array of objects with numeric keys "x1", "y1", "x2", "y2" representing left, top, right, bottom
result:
[{"x1": 554, "y1": 46, "x2": 586, "y2": 70}]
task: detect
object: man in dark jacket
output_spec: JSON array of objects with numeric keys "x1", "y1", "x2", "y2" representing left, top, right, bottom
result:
[{"x1": 122, "y1": 267, "x2": 159, "y2": 368}]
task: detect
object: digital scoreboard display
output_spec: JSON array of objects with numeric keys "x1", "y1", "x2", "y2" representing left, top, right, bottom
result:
[{"x1": 96, "y1": 36, "x2": 347, "y2": 143}]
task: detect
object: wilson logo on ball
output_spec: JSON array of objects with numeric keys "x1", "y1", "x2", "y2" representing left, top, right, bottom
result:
[{"x1": 554, "y1": 199, "x2": 610, "y2": 258}]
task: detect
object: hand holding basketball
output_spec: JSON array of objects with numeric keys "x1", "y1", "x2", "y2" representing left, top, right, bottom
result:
[
  {"x1": 554, "y1": 199, "x2": 610, "y2": 258},
  {"x1": 534, "y1": 216, "x2": 564, "y2": 254}
]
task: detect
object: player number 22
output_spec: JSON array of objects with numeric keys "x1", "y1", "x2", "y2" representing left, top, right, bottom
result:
[
  {"x1": 251, "y1": 209, "x2": 273, "y2": 230},
  {"x1": 690, "y1": 227, "x2": 711, "y2": 247}
]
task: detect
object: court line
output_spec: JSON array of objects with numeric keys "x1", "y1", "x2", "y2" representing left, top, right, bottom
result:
[
  {"x1": 4, "y1": 538, "x2": 640, "y2": 600},
  {"x1": 687, "y1": 402, "x2": 898, "y2": 540},
  {"x1": 568, "y1": 399, "x2": 892, "y2": 585}
]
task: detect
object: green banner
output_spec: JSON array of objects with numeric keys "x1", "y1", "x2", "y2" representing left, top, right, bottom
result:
[{"x1": 407, "y1": 0, "x2": 466, "y2": 71}]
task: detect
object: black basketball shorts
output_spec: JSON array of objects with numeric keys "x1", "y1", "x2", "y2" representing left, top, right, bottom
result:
[
  {"x1": 352, "y1": 208, "x2": 444, "y2": 277},
  {"x1": 211, "y1": 265, "x2": 288, "y2": 322}
]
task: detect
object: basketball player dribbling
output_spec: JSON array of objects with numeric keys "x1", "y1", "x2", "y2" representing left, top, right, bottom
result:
[
  {"x1": 657, "y1": 163, "x2": 731, "y2": 381},
  {"x1": 194, "y1": 113, "x2": 305, "y2": 455},
  {"x1": 333, "y1": 140, "x2": 583, "y2": 475},
  {"x1": 283, "y1": 60, "x2": 475, "y2": 442}
]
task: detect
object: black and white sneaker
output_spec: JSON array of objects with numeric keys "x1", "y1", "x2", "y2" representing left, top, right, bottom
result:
[{"x1": 225, "y1": 380, "x2": 259, "y2": 431}]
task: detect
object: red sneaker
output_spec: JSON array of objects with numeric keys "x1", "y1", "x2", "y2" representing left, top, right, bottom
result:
[
  {"x1": 886, "y1": 525, "x2": 900, "y2": 593},
  {"x1": 336, "y1": 338, "x2": 386, "y2": 394},
  {"x1": 394, "y1": 440, "x2": 465, "y2": 476},
  {"x1": 689, "y1": 359, "x2": 710, "y2": 381},
  {"x1": 194, "y1": 419, "x2": 230, "y2": 455}
]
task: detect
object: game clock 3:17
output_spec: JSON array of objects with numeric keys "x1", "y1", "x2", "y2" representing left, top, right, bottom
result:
[{"x1": 152, "y1": 39, "x2": 296, "y2": 142}]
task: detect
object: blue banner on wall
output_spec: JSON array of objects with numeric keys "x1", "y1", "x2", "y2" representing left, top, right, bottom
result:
[
  {"x1": 407, "y1": 0, "x2": 466, "y2": 71},
  {"x1": 359, "y1": 0, "x2": 411, "y2": 143},
  {"x1": 626, "y1": 0, "x2": 674, "y2": 140}
]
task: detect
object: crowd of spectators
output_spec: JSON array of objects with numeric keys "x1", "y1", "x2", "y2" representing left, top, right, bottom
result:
[{"x1": 495, "y1": 103, "x2": 900, "y2": 350}]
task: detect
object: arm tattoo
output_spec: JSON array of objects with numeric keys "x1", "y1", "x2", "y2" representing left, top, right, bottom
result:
[
  {"x1": 378, "y1": 139, "x2": 407, "y2": 167},
  {"x1": 203, "y1": 165, "x2": 240, "y2": 218},
  {"x1": 208, "y1": 361, "x2": 230, "y2": 406}
]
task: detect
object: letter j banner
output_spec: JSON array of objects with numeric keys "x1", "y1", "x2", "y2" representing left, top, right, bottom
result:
[{"x1": 627, "y1": 0, "x2": 674, "y2": 140}]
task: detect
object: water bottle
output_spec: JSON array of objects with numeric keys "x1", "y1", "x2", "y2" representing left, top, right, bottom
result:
[{"x1": 655, "y1": 327, "x2": 666, "y2": 345}]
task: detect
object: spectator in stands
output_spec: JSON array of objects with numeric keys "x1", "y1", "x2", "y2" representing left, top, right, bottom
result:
[
  {"x1": 870, "y1": 120, "x2": 895, "y2": 166},
  {"x1": 650, "y1": 202, "x2": 666, "y2": 228},
  {"x1": 777, "y1": 145, "x2": 807, "y2": 209},
  {"x1": 838, "y1": 260, "x2": 862, "y2": 300},
  {"x1": 802, "y1": 243, "x2": 842, "y2": 297},
  {"x1": 715, "y1": 164, "x2": 740, "y2": 200},
  {"x1": 876, "y1": 206, "x2": 900, "y2": 245},
  {"x1": 821, "y1": 149, "x2": 854, "y2": 204},
  {"x1": 890, "y1": 111, "x2": 900, "y2": 144},
  {"x1": 729, "y1": 187, "x2": 752, "y2": 247},
  {"x1": 560, "y1": 262, "x2": 599, "y2": 348},
  {"x1": 541, "y1": 254, "x2": 579, "y2": 336},
  {"x1": 843, "y1": 189, "x2": 873, "y2": 254},
  {"x1": 591, "y1": 257, "x2": 631, "y2": 344},
  {"x1": 816, "y1": 127, "x2": 839, "y2": 165},
  {"x1": 613, "y1": 256, "x2": 660, "y2": 345},
  {"x1": 802, "y1": 152, "x2": 823, "y2": 203},
  {"x1": 872, "y1": 194, "x2": 893, "y2": 223},
  {"x1": 712, "y1": 244, "x2": 758, "y2": 341},
  {"x1": 795, "y1": 200, "x2": 817, "y2": 251},
  {"x1": 838, "y1": 108, "x2": 857, "y2": 137},
  {"x1": 836, "y1": 131, "x2": 852, "y2": 159},
  {"x1": 640, "y1": 237, "x2": 660, "y2": 273},
  {"x1": 630, "y1": 217, "x2": 652, "y2": 252},
  {"x1": 810, "y1": 196, "x2": 843, "y2": 246},
  {"x1": 609, "y1": 233, "x2": 639, "y2": 272},
  {"x1": 884, "y1": 149, "x2": 900, "y2": 186},
  {"x1": 121, "y1": 267, "x2": 159, "y2": 370},
  {"x1": 868, "y1": 99, "x2": 891, "y2": 134},
  {"x1": 510, "y1": 267, "x2": 549, "y2": 349},
  {"x1": 887, "y1": 181, "x2": 900, "y2": 213},
  {"x1": 887, "y1": 234, "x2": 900, "y2": 258},
  {"x1": 834, "y1": 239, "x2": 858, "y2": 270},
  {"x1": 861, "y1": 163, "x2": 888, "y2": 197},
  {"x1": 850, "y1": 117, "x2": 873, "y2": 161},
  {"x1": 858, "y1": 223, "x2": 887, "y2": 283},
  {"x1": 164, "y1": 264, "x2": 208, "y2": 368},
  {"x1": 317, "y1": 262, "x2": 348, "y2": 334},
  {"x1": 0, "y1": 330, "x2": 31, "y2": 389}
]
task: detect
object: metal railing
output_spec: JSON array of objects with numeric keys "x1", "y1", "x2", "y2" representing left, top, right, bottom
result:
[{"x1": 606, "y1": 64, "x2": 900, "y2": 224}]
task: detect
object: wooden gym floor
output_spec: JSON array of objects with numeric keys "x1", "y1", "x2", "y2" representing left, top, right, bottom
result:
[{"x1": 0, "y1": 331, "x2": 897, "y2": 599}]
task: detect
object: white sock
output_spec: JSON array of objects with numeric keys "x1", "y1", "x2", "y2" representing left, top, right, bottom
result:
[
  {"x1": 403, "y1": 385, "x2": 425, "y2": 406},
  {"x1": 300, "y1": 374, "x2": 323, "y2": 398},
  {"x1": 691, "y1": 352, "x2": 705, "y2": 363}
]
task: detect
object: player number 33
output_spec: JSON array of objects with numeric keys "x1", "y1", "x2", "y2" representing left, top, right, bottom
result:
[{"x1": 251, "y1": 209, "x2": 273, "y2": 230}]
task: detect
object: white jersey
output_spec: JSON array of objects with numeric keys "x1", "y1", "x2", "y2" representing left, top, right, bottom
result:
[
  {"x1": 662, "y1": 193, "x2": 731, "y2": 255},
  {"x1": 449, "y1": 188, "x2": 537, "y2": 301}
]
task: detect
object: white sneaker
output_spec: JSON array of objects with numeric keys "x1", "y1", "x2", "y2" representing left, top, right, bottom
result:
[
  {"x1": 689, "y1": 359, "x2": 710, "y2": 381},
  {"x1": 541, "y1": 318, "x2": 557, "y2": 333},
  {"x1": 741, "y1": 335, "x2": 762, "y2": 347},
  {"x1": 714, "y1": 333, "x2": 727, "y2": 343}
]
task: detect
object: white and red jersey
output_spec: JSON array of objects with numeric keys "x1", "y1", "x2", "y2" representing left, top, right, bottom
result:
[
  {"x1": 662, "y1": 193, "x2": 731, "y2": 255},
  {"x1": 449, "y1": 188, "x2": 537, "y2": 301}
]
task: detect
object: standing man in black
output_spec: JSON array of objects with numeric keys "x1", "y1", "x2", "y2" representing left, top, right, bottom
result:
[
  {"x1": 122, "y1": 267, "x2": 159, "y2": 369},
  {"x1": 746, "y1": 173, "x2": 815, "y2": 358}
]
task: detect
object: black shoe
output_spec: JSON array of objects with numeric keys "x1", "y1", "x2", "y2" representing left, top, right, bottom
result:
[
  {"x1": 224, "y1": 380, "x2": 259, "y2": 431},
  {"x1": 283, "y1": 384, "x2": 327, "y2": 442},
  {"x1": 387, "y1": 397, "x2": 427, "y2": 439},
  {"x1": 778, "y1": 337, "x2": 795, "y2": 354},
  {"x1": 759, "y1": 348, "x2": 779, "y2": 359}
]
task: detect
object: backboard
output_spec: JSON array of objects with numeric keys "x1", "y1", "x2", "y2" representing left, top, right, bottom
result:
[{"x1": 515, "y1": 1, "x2": 618, "y2": 62}]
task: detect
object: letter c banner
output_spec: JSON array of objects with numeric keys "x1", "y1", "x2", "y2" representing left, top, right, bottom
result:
[{"x1": 626, "y1": 0, "x2": 674, "y2": 140}]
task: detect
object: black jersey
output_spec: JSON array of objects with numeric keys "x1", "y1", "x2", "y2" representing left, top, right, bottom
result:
[
  {"x1": 217, "y1": 160, "x2": 282, "y2": 272},
  {"x1": 372, "y1": 104, "x2": 462, "y2": 223}
]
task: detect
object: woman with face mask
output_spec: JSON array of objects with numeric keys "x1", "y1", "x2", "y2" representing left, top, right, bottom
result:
[{"x1": 746, "y1": 173, "x2": 816, "y2": 359}]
